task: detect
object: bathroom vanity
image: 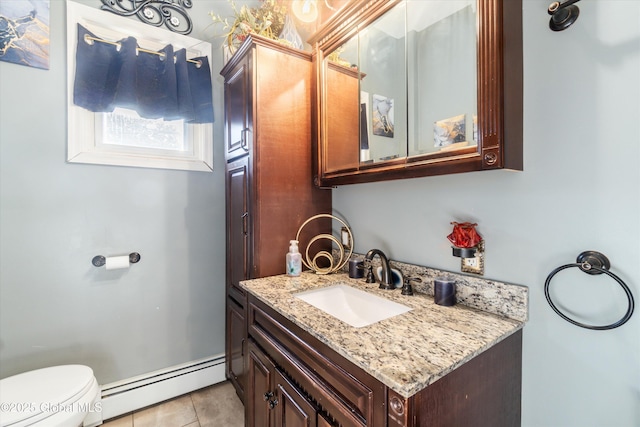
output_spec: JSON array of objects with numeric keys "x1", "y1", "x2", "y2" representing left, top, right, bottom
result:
[
  {"x1": 240, "y1": 273, "x2": 526, "y2": 426},
  {"x1": 221, "y1": 0, "x2": 527, "y2": 420}
]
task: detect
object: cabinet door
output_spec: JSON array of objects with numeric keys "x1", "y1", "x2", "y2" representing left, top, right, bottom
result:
[
  {"x1": 226, "y1": 297, "x2": 246, "y2": 401},
  {"x1": 247, "y1": 340, "x2": 276, "y2": 427},
  {"x1": 224, "y1": 52, "x2": 252, "y2": 161},
  {"x1": 274, "y1": 369, "x2": 317, "y2": 427},
  {"x1": 226, "y1": 156, "x2": 251, "y2": 302},
  {"x1": 317, "y1": 414, "x2": 335, "y2": 427}
]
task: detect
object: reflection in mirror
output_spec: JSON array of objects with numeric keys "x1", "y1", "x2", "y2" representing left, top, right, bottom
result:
[
  {"x1": 407, "y1": 0, "x2": 477, "y2": 157},
  {"x1": 359, "y1": 2, "x2": 407, "y2": 164},
  {"x1": 322, "y1": 1, "x2": 407, "y2": 171},
  {"x1": 324, "y1": 35, "x2": 359, "y2": 173},
  {"x1": 323, "y1": 0, "x2": 476, "y2": 170},
  {"x1": 292, "y1": 0, "x2": 351, "y2": 47}
]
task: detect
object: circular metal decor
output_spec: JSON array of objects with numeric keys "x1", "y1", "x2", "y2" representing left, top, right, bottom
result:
[{"x1": 295, "y1": 214, "x2": 353, "y2": 275}]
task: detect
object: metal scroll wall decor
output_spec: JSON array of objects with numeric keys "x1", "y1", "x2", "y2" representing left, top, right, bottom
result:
[{"x1": 100, "y1": 0, "x2": 193, "y2": 35}]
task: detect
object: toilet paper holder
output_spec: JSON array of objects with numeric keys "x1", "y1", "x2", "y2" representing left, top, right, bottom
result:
[{"x1": 92, "y1": 252, "x2": 141, "y2": 267}]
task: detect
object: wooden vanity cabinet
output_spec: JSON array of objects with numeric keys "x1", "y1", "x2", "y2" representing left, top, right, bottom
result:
[
  {"x1": 247, "y1": 339, "x2": 275, "y2": 426},
  {"x1": 222, "y1": 35, "x2": 332, "y2": 403},
  {"x1": 248, "y1": 296, "x2": 386, "y2": 427},
  {"x1": 248, "y1": 340, "x2": 330, "y2": 427},
  {"x1": 246, "y1": 294, "x2": 522, "y2": 427}
]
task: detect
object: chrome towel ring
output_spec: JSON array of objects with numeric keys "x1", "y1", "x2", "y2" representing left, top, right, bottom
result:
[{"x1": 544, "y1": 251, "x2": 634, "y2": 330}]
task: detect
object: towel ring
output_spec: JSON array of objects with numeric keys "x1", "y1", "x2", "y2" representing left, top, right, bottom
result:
[{"x1": 544, "y1": 251, "x2": 634, "y2": 330}]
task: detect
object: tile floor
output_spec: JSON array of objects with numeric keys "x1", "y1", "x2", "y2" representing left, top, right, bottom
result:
[{"x1": 101, "y1": 381, "x2": 244, "y2": 427}]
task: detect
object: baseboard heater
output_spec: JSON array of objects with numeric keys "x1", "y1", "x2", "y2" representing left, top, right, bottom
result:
[{"x1": 94, "y1": 354, "x2": 226, "y2": 423}]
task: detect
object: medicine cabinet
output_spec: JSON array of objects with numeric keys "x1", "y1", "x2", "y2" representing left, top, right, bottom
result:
[{"x1": 309, "y1": 0, "x2": 523, "y2": 186}]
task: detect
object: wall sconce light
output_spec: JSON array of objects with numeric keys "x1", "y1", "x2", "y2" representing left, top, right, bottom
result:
[
  {"x1": 292, "y1": 0, "x2": 319, "y2": 23},
  {"x1": 548, "y1": 0, "x2": 581, "y2": 31},
  {"x1": 448, "y1": 222, "x2": 485, "y2": 275}
]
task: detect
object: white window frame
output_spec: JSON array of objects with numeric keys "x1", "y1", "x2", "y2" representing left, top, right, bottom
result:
[{"x1": 66, "y1": 0, "x2": 213, "y2": 172}]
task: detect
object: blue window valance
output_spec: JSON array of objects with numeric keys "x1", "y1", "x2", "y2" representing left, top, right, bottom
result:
[{"x1": 73, "y1": 24, "x2": 213, "y2": 123}]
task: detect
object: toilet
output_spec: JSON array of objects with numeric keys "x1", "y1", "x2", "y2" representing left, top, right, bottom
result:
[{"x1": 0, "y1": 365, "x2": 100, "y2": 427}]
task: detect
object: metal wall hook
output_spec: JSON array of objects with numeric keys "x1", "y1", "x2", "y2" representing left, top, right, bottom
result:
[{"x1": 548, "y1": 0, "x2": 581, "y2": 31}]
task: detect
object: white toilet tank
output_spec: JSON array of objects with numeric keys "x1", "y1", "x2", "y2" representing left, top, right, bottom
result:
[{"x1": 0, "y1": 365, "x2": 100, "y2": 427}]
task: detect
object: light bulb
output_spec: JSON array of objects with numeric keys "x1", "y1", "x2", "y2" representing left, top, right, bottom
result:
[{"x1": 292, "y1": 0, "x2": 318, "y2": 23}]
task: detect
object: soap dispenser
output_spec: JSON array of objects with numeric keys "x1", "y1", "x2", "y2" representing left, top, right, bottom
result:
[{"x1": 286, "y1": 240, "x2": 302, "y2": 277}]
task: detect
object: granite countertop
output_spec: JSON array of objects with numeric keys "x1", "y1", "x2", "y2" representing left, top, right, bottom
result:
[{"x1": 240, "y1": 272, "x2": 526, "y2": 398}]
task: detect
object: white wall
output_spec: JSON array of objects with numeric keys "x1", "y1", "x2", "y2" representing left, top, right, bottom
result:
[
  {"x1": 0, "y1": 0, "x2": 236, "y2": 384},
  {"x1": 333, "y1": 1, "x2": 639, "y2": 426}
]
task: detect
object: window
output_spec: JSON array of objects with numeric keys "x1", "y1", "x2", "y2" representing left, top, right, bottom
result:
[{"x1": 66, "y1": 1, "x2": 213, "y2": 172}]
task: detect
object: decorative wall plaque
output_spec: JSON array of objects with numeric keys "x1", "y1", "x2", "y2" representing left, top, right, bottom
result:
[{"x1": 100, "y1": 0, "x2": 193, "y2": 34}]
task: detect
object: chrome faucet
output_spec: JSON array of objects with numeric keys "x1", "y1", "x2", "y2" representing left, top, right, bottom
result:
[{"x1": 364, "y1": 249, "x2": 394, "y2": 290}]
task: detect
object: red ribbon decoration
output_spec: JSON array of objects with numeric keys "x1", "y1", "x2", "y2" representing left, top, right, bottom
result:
[{"x1": 447, "y1": 222, "x2": 482, "y2": 248}]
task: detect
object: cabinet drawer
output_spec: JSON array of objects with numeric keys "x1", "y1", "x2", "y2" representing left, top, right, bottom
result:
[{"x1": 248, "y1": 297, "x2": 386, "y2": 427}]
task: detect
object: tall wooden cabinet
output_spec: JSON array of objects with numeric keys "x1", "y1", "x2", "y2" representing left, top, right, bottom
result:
[{"x1": 222, "y1": 35, "x2": 332, "y2": 403}]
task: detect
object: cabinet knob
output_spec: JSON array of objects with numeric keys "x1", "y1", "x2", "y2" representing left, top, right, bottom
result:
[
  {"x1": 268, "y1": 398, "x2": 278, "y2": 409},
  {"x1": 263, "y1": 391, "x2": 274, "y2": 401}
]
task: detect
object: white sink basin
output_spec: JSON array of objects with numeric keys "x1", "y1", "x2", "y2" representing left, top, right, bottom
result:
[{"x1": 294, "y1": 284, "x2": 411, "y2": 328}]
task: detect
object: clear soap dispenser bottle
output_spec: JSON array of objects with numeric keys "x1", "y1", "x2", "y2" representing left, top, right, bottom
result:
[{"x1": 286, "y1": 240, "x2": 302, "y2": 277}]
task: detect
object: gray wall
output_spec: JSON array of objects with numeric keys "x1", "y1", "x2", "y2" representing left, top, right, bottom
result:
[
  {"x1": 334, "y1": 1, "x2": 640, "y2": 426},
  {"x1": 1, "y1": 1, "x2": 638, "y2": 426},
  {"x1": 0, "y1": 0, "x2": 239, "y2": 384}
]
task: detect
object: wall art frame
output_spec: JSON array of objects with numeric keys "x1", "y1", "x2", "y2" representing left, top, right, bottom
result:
[{"x1": 0, "y1": 0, "x2": 50, "y2": 69}]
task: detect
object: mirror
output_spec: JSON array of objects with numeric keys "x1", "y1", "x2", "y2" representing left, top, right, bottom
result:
[
  {"x1": 310, "y1": 0, "x2": 522, "y2": 186},
  {"x1": 321, "y1": 2, "x2": 407, "y2": 174},
  {"x1": 407, "y1": 1, "x2": 477, "y2": 157}
]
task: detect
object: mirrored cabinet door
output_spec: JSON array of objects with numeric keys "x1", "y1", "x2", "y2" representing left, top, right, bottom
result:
[
  {"x1": 407, "y1": 0, "x2": 477, "y2": 159},
  {"x1": 310, "y1": 0, "x2": 522, "y2": 186}
]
